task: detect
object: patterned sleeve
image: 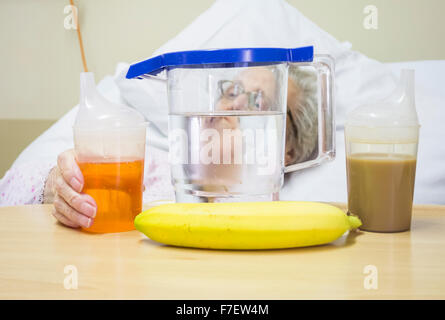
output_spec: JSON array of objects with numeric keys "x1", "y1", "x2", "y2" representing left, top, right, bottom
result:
[{"x1": 0, "y1": 160, "x2": 55, "y2": 206}]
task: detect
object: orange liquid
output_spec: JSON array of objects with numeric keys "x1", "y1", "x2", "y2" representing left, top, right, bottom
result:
[{"x1": 78, "y1": 159, "x2": 144, "y2": 233}]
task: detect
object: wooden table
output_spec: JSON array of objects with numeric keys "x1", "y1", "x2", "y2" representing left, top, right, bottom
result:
[{"x1": 0, "y1": 204, "x2": 444, "y2": 299}]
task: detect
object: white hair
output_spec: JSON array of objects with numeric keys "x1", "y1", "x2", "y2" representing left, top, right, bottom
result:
[{"x1": 286, "y1": 66, "x2": 318, "y2": 164}]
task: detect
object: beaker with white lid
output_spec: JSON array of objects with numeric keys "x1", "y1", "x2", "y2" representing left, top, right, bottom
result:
[
  {"x1": 74, "y1": 72, "x2": 147, "y2": 233},
  {"x1": 345, "y1": 70, "x2": 420, "y2": 232}
]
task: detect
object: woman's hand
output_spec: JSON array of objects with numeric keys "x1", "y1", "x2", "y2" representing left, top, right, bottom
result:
[{"x1": 43, "y1": 149, "x2": 97, "y2": 228}]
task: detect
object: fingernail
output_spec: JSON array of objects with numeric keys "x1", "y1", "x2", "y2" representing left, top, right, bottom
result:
[
  {"x1": 70, "y1": 177, "x2": 82, "y2": 192},
  {"x1": 81, "y1": 217, "x2": 92, "y2": 228},
  {"x1": 81, "y1": 202, "x2": 96, "y2": 218}
]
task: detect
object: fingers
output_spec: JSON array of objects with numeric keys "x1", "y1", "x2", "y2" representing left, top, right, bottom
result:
[
  {"x1": 52, "y1": 149, "x2": 98, "y2": 229},
  {"x1": 53, "y1": 195, "x2": 92, "y2": 228},
  {"x1": 54, "y1": 173, "x2": 97, "y2": 219},
  {"x1": 52, "y1": 208, "x2": 81, "y2": 229},
  {"x1": 57, "y1": 149, "x2": 84, "y2": 193}
]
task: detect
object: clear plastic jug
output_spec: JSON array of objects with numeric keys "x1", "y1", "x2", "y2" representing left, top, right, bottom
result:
[
  {"x1": 127, "y1": 46, "x2": 335, "y2": 202},
  {"x1": 74, "y1": 73, "x2": 147, "y2": 233}
]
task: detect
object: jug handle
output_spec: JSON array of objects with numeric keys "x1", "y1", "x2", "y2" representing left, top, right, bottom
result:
[{"x1": 284, "y1": 54, "x2": 336, "y2": 173}]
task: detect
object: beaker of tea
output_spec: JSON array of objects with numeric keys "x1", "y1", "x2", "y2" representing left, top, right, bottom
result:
[{"x1": 345, "y1": 70, "x2": 420, "y2": 232}]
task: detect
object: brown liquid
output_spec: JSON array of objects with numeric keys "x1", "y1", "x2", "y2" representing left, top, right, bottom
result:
[{"x1": 346, "y1": 153, "x2": 417, "y2": 232}]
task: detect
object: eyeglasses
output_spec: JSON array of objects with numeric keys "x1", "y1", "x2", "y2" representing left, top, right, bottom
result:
[{"x1": 218, "y1": 80, "x2": 270, "y2": 110}]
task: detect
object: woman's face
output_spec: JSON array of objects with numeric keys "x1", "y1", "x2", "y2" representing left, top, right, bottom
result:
[
  {"x1": 205, "y1": 67, "x2": 279, "y2": 133},
  {"x1": 215, "y1": 67, "x2": 277, "y2": 112}
]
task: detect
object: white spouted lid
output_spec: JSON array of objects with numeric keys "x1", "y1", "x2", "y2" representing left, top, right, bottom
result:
[
  {"x1": 74, "y1": 72, "x2": 147, "y2": 130},
  {"x1": 73, "y1": 73, "x2": 147, "y2": 161},
  {"x1": 345, "y1": 69, "x2": 420, "y2": 143}
]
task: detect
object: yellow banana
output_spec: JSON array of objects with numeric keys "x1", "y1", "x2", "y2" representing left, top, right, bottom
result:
[{"x1": 134, "y1": 201, "x2": 361, "y2": 250}]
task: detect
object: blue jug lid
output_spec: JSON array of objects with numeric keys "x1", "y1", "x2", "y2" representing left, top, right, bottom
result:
[{"x1": 126, "y1": 46, "x2": 314, "y2": 79}]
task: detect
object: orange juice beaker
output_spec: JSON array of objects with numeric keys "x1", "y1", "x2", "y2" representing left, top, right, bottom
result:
[
  {"x1": 73, "y1": 72, "x2": 147, "y2": 233},
  {"x1": 78, "y1": 159, "x2": 144, "y2": 233}
]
